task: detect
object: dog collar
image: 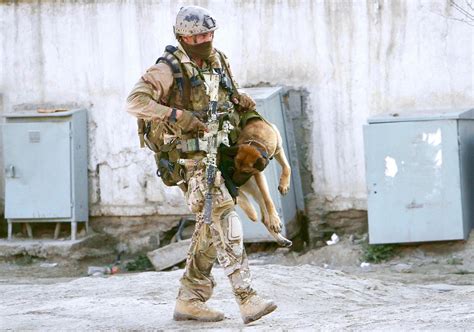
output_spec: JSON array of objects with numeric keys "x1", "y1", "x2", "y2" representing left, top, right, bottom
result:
[{"x1": 244, "y1": 139, "x2": 271, "y2": 164}]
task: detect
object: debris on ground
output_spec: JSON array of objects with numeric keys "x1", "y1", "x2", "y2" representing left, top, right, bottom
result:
[
  {"x1": 147, "y1": 239, "x2": 191, "y2": 271},
  {"x1": 87, "y1": 266, "x2": 118, "y2": 276},
  {"x1": 326, "y1": 233, "x2": 340, "y2": 245}
]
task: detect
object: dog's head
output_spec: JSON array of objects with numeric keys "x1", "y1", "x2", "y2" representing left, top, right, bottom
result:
[{"x1": 221, "y1": 144, "x2": 269, "y2": 186}]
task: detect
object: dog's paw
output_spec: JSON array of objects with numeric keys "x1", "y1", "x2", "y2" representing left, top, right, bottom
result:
[
  {"x1": 266, "y1": 214, "x2": 282, "y2": 234},
  {"x1": 278, "y1": 176, "x2": 291, "y2": 195},
  {"x1": 278, "y1": 184, "x2": 290, "y2": 195}
]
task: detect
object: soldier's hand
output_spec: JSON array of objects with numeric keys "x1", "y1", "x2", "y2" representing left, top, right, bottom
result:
[
  {"x1": 176, "y1": 110, "x2": 207, "y2": 133},
  {"x1": 232, "y1": 92, "x2": 256, "y2": 113}
]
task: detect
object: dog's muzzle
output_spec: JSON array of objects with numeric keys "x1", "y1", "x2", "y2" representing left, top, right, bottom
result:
[{"x1": 232, "y1": 171, "x2": 254, "y2": 186}]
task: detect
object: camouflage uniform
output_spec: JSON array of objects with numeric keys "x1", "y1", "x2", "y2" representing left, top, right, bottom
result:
[
  {"x1": 179, "y1": 166, "x2": 255, "y2": 303},
  {"x1": 126, "y1": 44, "x2": 256, "y2": 304}
]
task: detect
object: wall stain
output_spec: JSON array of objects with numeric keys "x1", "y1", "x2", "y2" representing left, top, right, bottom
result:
[{"x1": 1, "y1": 0, "x2": 472, "y2": 216}]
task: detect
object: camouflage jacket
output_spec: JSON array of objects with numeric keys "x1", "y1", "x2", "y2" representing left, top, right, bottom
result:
[{"x1": 126, "y1": 44, "x2": 241, "y2": 151}]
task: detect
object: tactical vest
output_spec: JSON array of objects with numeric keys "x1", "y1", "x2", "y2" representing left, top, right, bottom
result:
[
  {"x1": 138, "y1": 45, "x2": 244, "y2": 187},
  {"x1": 138, "y1": 45, "x2": 241, "y2": 155}
]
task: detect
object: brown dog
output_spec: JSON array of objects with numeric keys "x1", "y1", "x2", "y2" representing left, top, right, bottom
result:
[{"x1": 226, "y1": 116, "x2": 292, "y2": 246}]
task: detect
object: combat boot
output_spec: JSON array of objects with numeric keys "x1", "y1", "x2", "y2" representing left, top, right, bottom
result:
[
  {"x1": 238, "y1": 294, "x2": 277, "y2": 324},
  {"x1": 173, "y1": 299, "x2": 225, "y2": 322}
]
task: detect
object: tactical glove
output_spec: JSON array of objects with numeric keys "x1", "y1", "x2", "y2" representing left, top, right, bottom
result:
[
  {"x1": 176, "y1": 110, "x2": 207, "y2": 133},
  {"x1": 232, "y1": 92, "x2": 256, "y2": 113}
]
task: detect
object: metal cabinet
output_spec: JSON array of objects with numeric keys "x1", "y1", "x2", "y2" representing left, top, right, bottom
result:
[
  {"x1": 237, "y1": 87, "x2": 304, "y2": 242},
  {"x1": 3, "y1": 109, "x2": 89, "y2": 240},
  {"x1": 364, "y1": 109, "x2": 474, "y2": 244}
]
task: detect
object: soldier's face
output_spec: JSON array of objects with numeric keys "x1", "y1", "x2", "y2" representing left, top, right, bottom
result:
[{"x1": 182, "y1": 32, "x2": 214, "y2": 45}]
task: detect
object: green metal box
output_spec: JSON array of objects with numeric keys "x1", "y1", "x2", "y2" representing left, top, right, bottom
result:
[
  {"x1": 364, "y1": 109, "x2": 474, "y2": 244},
  {"x1": 3, "y1": 109, "x2": 89, "y2": 240}
]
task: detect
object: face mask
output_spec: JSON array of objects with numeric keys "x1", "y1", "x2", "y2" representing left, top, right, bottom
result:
[{"x1": 180, "y1": 41, "x2": 213, "y2": 60}]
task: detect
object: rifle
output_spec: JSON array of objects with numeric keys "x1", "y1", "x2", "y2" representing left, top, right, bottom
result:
[
  {"x1": 202, "y1": 80, "x2": 234, "y2": 224},
  {"x1": 201, "y1": 96, "x2": 217, "y2": 224}
]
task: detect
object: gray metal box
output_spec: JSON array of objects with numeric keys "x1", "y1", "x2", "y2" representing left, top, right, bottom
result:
[
  {"x1": 238, "y1": 87, "x2": 305, "y2": 242},
  {"x1": 3, "y1": 109, "x2": 89, "y2": 240},
  {"x1": 364, "y1": 109, "x2": 474, "y2": 244}
]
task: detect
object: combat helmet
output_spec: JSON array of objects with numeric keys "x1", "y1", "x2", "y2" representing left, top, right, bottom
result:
[{"x1": 174, "y1": 5, "x2": 218, "y2": 37}]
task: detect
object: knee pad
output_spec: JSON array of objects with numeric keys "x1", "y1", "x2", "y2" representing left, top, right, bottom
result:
[
  {"x1": 224, "y1": 211, "x2": 243, "y2": 242},
  {"x1": 223, "y1": 211, "x2": 244, "y2": 257}
]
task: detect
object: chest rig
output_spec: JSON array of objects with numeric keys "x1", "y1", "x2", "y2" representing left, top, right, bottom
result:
[
  {"x1": 159, "y1": 45, "x2": 236, "y2": 116},
  {"x1": 138, "y1": 45, "x2": 241, "y2": 154},
  {"x1": 138, "y1": 45, "x2": 241, "y2": 188}
]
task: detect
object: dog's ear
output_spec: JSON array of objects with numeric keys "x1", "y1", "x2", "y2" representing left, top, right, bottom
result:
[
  {"x1": 254, "y1": 157, "x2": 267, "y2": 171},
  {"x1": 220, "y1": 145, "x2": 239, "y2": 156}
]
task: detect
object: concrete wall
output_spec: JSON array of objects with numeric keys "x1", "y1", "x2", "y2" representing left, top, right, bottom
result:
[{"x1": 0, "y1": 0, "x2": 472, "y2": 218}]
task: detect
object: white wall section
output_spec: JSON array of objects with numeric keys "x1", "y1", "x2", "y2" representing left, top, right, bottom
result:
[{"x1": 0, "y1": 0, "x2": 472, "y2": 215}]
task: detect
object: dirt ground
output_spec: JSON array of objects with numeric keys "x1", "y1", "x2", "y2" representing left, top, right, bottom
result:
[{"x1": 1, "y1": 233, "x2": 473, "y2": 330}]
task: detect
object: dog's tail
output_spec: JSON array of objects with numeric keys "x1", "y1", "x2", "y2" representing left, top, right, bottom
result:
[{"x1": 272, "y1": 232, "x2": 293, "y2": 248}]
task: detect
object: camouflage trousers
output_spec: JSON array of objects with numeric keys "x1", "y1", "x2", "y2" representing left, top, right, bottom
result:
[{"x1": 177, "y1": 166, "x2": 257, "y2": 303}]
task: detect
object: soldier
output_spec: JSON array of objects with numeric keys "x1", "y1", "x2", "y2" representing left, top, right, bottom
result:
[{"x1": 126, "y1": 5, "x2": 277, "y2": 324}]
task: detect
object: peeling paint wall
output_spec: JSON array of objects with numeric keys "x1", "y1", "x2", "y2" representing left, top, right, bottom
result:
[{"x1": 0, "y1": 0, "x2": 472, "y2": 217}]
